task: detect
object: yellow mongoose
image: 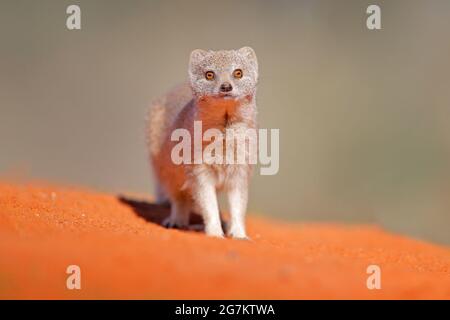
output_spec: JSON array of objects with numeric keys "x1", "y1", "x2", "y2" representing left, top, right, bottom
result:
[{"x1": 146, "y1": 47, "x2": 258, "y2": 238}]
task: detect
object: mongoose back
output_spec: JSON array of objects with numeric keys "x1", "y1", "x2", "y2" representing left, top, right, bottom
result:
[{"x1": 146, "y1": 47, "x2": 258, "y2": 238}]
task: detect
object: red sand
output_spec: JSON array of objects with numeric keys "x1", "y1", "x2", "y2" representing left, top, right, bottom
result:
[{"x1": 0, "y1": 182, "x2": 449, "y2": 299}]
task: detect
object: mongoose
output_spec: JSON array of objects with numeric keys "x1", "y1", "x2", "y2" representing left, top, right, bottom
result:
[{"x1": 146, "y1": 47, "x2": 258, "y2": 238}]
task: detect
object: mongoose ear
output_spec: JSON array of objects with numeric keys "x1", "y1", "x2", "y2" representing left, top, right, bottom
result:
[
  {"x1": 189, "y1": 49, "x2": 208, "y2": 66},
  {"x1": 238, "y1": 46, "x2": 257, "y2": 63}
]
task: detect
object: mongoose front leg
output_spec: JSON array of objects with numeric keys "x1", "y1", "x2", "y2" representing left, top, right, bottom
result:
[
  {"x1": 192, "y1": 175, "x2": 224, "y2": 238},
  {"x1": 227, "y1": 182, "x2": 249, "y2": 239}
]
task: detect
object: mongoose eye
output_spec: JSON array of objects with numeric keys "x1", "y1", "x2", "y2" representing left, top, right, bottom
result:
[
  {"x1": 233, "y1": 69, "x2": 243, "y2": 79},
  {"x1": 205, "y1": 71, "x2": 215, "y2": 81}
]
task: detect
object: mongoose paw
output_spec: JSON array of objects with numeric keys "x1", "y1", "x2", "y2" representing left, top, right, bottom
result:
[
  {"x1": 162, "y1": 216, "x2": 189, "y2": 229},
  {"x1": 227, "y1": 226, "x2": 249, "y2": 240},
  {"x1": 205, "y1": 225, "x2": 225, "y2": 238},
  {"x1": 229, "y1": 233, "x2": 250, "y2": 241},
  {"x1": 207, "y1": 232, "x2": 225, "y2": 239}
]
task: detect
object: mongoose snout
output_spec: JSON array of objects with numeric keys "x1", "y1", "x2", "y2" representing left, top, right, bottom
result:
[{"x1": 220, "y1": 82, "x2": 233, "y2": 92}]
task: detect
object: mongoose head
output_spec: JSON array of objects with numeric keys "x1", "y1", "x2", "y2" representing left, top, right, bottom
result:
[{"x1": 188, "y1": 47, "x2": 258, "y2": 100}]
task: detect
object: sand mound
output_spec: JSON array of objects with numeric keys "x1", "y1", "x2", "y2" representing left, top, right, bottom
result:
[{"x1": 0, "y1": 182, "x2": 449, "y2": 299}]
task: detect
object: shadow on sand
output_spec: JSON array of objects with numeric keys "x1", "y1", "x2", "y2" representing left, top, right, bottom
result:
[{"x1": 118, "y1": 196, "x2": 205, "y2": 231}]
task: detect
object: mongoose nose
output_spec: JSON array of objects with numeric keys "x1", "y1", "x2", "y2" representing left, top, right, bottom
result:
[{"x1": 220, "y1": 82, "x2": 233, "y2": 92}]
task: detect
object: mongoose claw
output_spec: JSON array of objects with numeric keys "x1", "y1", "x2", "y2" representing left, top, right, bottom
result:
[{"x1": 162, "y1": 216, "x2": 189, "y2": 229}]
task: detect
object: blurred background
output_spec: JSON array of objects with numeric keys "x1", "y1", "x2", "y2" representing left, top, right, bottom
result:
[{"x1": 1, "y1": 0, "x2": 450, "y2": 244}]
